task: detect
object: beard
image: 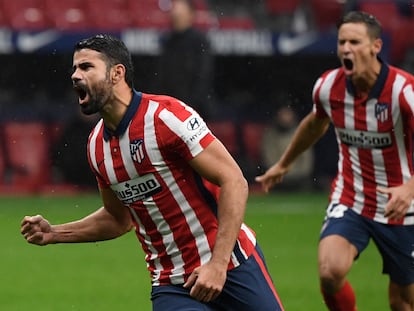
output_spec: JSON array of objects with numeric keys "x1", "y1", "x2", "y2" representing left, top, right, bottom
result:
[{"x1": 79, "y1": 78, "x2": 112, "y2": 115}]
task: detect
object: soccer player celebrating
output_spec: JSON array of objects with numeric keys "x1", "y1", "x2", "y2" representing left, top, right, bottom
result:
[
  {"x1": 256, "y1": 11, "x2": 414, "y2": 311},
  {"x1": 20, "y1": 34, "x2": 284, "y2": 311}
]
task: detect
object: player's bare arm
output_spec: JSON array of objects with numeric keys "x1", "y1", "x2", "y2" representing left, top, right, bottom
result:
[
  {"x1": 256, "y1": 112, "x2": 330, "y2": 193},
  {"x1": 184, "y1": 139, "x2": 248, "y2": 302},
  {"x1": 378, "y1": 176, "x2": 414, "y2": 221},
  {"x1": 21, "y1": 187, "x2": 132, "y2": 245}
]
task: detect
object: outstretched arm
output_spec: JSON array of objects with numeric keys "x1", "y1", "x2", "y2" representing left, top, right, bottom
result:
[
  {"x1": 21, "y1": 187, "x2": 133, "y2": 245},
  {"x1": 256, "y1": 112, "x2": 330, "y2": 193}
]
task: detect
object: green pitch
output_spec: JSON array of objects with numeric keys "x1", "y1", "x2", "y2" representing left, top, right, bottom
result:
[{"x1": 1, "y1": 192, "x2": 388, "y2": 310}]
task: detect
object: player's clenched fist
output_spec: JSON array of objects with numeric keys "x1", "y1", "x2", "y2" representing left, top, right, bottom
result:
[{"x1": 21, "y1": 215, "x2": 52, "y2": 246}]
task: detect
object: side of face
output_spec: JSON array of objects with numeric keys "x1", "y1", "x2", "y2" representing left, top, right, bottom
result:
[
  {"x1": 71, "y1": 49, "x2": 113, "y2": 115},
  {"x1": 337, "y1": 22, "x2": 382, "y2": 77}
]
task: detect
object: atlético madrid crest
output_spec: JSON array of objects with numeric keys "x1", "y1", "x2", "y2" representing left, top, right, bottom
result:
[
  {"x1": 375, "y1": 102, "x2": 389, "y2": 123},
  {"x1": 130, "y1": 139, "x2": 145, "y2": 163}
]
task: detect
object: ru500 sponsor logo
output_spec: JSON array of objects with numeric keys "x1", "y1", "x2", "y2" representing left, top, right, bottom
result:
[{"x1": 111, "y1": 173, "x2": 162, "y2": 204}]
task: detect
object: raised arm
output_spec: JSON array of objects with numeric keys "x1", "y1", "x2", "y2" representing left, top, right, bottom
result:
[
  {"x1": 21, "y1": 187, "x2": 132, "y2": 246},
  {"x1": 256, "y1": 112, "x2": 331, "y2": 193}
]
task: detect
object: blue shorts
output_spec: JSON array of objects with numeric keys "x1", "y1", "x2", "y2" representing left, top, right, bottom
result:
[
  {"x1": 320, "y1": 203, "x2": 414, "y2": 285},
  {"x1": 151, "y1": 245, "x2": 284, "y2": 311}
]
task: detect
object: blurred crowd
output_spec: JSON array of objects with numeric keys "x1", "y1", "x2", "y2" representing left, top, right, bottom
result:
[{"x1": 0, "y1": 0, "x2": 413, "y2": 193}]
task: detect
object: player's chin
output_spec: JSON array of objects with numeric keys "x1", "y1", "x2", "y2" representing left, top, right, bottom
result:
[{"x1": 80, "y1": 101, "x2": 98, "y2": 115}]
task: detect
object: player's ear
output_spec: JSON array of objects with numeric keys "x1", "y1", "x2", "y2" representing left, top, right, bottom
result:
[
  {"x1": 111, "y1": 64, "x2": 126, "y2": 84},
  {"x1": 372, "y1": 37, "x2": 382, "y2": 55}
]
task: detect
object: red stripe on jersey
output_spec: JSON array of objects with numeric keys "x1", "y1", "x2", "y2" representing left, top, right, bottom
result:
[
  {"x1": 90, "y1": 123, "x2": 110, "y2": 189},
  {"x1": 129, "y1": 207, "x2": 175, "y2": 281},
  {"x1": 200, "y1": 134, "x2": 214, "y2": 149},
  {"x1": 109, "y1": 137, "x2": 130, "y2": 182}
]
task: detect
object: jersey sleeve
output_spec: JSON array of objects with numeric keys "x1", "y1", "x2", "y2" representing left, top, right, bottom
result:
[
  {"x1": 312, "y1": 77, "x2": 328, "y2": 118},
  {"x1": 157, "y1": 98, "x2": 215, "y2": 161},
  {"x1": 86, "y1": 120, "x2": 111, "y2": 189},
  {"x1": 402, "y1": 81, "x2": 414, "y2": 131}
]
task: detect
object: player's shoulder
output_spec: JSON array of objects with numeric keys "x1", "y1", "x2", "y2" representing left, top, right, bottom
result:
[
  {"x1": 141, "y1": 93, "x2": 194, "y2": 120},
  {"x1": 388, "y1": 65, "x2": 414, "y2": 83},
  {"x1": 320, "y1": 67, "x2": 343, "y2": 80},
  {"x1": 313, "y1": 67, "x2": 343, "y2": 92},
  {"x1": 141, "y1": 93, "x2": 182, "y2": 106}
]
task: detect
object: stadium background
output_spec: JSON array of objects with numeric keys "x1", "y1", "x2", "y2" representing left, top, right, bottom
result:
[
  {"x1": 0, "y1": 0, "x2": 414, "y2": 193},
  {"x1": 0, "y1": 1, "x2": 413, "y2": 310},
  {"x1": 1, "y1": 0, "x2": 413, "y2": 194}
]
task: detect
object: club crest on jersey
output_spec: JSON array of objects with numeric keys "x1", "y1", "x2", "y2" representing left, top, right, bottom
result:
[
  {"x1": 130, "y1": 139, "x2": 145, "y2": 163},
  {"x1": 375, "y1": 102, "x2": 389, "y2": 122}
]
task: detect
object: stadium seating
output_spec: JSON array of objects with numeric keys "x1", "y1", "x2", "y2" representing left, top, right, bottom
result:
[
  {"x1": 358, "y1": 0, "x2": 401, "y2": 30},
  {"x1": 265, "y1": 0, "x2": 301, "y2": 15},
  {"x1": 84, "y1": 0, "x2": 131, "y2": 31},
  {"x1": 309, "y1": 0, "x2": 344, "y2": 31},
  {"x1": 44, "y1": 0, "x2": 91, "y2": 31},
  {"x1": 207, "y1": 121, "x2": 240, "y2": 156},
  {"x1": 218, "y1": 16, "x2": 255, "y2": 30},
  {"x1": 0, "y1": 122, "x2": 51, "y2": 193},
  {"x1": 357, "y1": 0, "x2": 412, "y2": 63},
  {"x1": 126, "y1": 0, "x2": 171, "y2": 29},
  {"x1": 0, "y1": 3, "x2": 8, "y2": 27},
  {"x1": 1, "y1": 0, "x2": 52, "y2": 30},
  {"x1": 241, "y1": 122, "x2": 266, "y2": 163}
]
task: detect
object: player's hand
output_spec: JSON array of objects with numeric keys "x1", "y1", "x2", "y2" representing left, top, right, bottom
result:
[
  {"x1": 20, "y1": 215, "x2": 53, "y2": 246},
  {"x1": 255, "y1": 162, "x2": 289, "y2": 193},
  {"x1": 183, "y1": 260, "x2": 227, "y2": 302},
  {"x1": 378, "y1": 184, "x2": 413, "y2": 221}
]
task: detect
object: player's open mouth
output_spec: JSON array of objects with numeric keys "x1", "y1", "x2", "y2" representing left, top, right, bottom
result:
[
  {"x1": 73, "y1": 84, "x2": 88, "y2": 103},
  {"x1": 343, "y1": 58, "x2": 353, "y2": 75},
  {"x1": 344, "y1": 59, "x2": 353, "y2": 70}
]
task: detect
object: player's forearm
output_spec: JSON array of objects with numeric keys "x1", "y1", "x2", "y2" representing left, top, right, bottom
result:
[
  {"x1": 211, "y1": 177, "x2": 248, "y2": 266},
  {"x1": 49, "y1": 207, "x2": 131, "y2": 244},
  {"x1": 279, "y1": 113, "x2": 329, "y2": 168}
]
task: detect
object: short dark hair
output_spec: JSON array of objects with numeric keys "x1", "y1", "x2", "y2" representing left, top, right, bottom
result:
[
  {"x1": 74, "y1": 34, "x2": 134, "y2": 88},
  {"x1": 337, "y1": 11, "x2": 382, "y2": 40}
]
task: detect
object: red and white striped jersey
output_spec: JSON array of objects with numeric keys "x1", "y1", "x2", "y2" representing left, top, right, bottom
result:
[
  {"x1": 313, "y1": 62, "x2": 414, "y2": 225},
  {"x1": 87, "y1": 91, "x2": 256, "y2": 286}
]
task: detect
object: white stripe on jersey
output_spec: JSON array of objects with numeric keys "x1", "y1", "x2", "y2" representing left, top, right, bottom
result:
[
  {"x1": 392, "y1": 75, "x2": 414, "y2": 224},
  {"x1": 316, "y1": 69, "x2": 345, "y2": 204},
  {"x1": 103, "y1": 137, "x2": 117, "y2": 184},
  {"x1": 89, "y1": 119, "x2": 103, "y2": 174},
  {"x1": 129, "y1": 207, "x2": 157, "y2": 263},
  {"x1": 365, "y1": 98, "x2": 387, "y2": 220},
  {"x1": 154, "y1": 101, "x2": 212, "y2": 267},
  {"x1": 404, "y1": 84, "x2": 414, "y2": 114},
  {"x1": 144, "y1": 100, "x2": 186, "y2": 285},
  {"x1": 119, "y1": 126, "x2": 139, "y2": 179},
  {"x1": 393, "y1": 74, "x2": 411, "y2": 182}
]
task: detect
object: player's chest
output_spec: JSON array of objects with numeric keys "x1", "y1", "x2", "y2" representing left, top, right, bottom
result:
[
  {"x1": 328, "y1": 97, "x2": 394, "y2": 131},
  {"x1": 99, "y1": 134, "x2": 166, "y2": 180}
]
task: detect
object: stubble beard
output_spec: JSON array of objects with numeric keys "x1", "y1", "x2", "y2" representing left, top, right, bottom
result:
[{"x1": 80, "y1": 78, "x2": 112, "y2": 116}]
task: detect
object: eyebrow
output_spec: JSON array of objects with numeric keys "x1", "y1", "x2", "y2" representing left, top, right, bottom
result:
[{"x1": 73, "y1": 61, "x2": 94, "y2": 70}]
